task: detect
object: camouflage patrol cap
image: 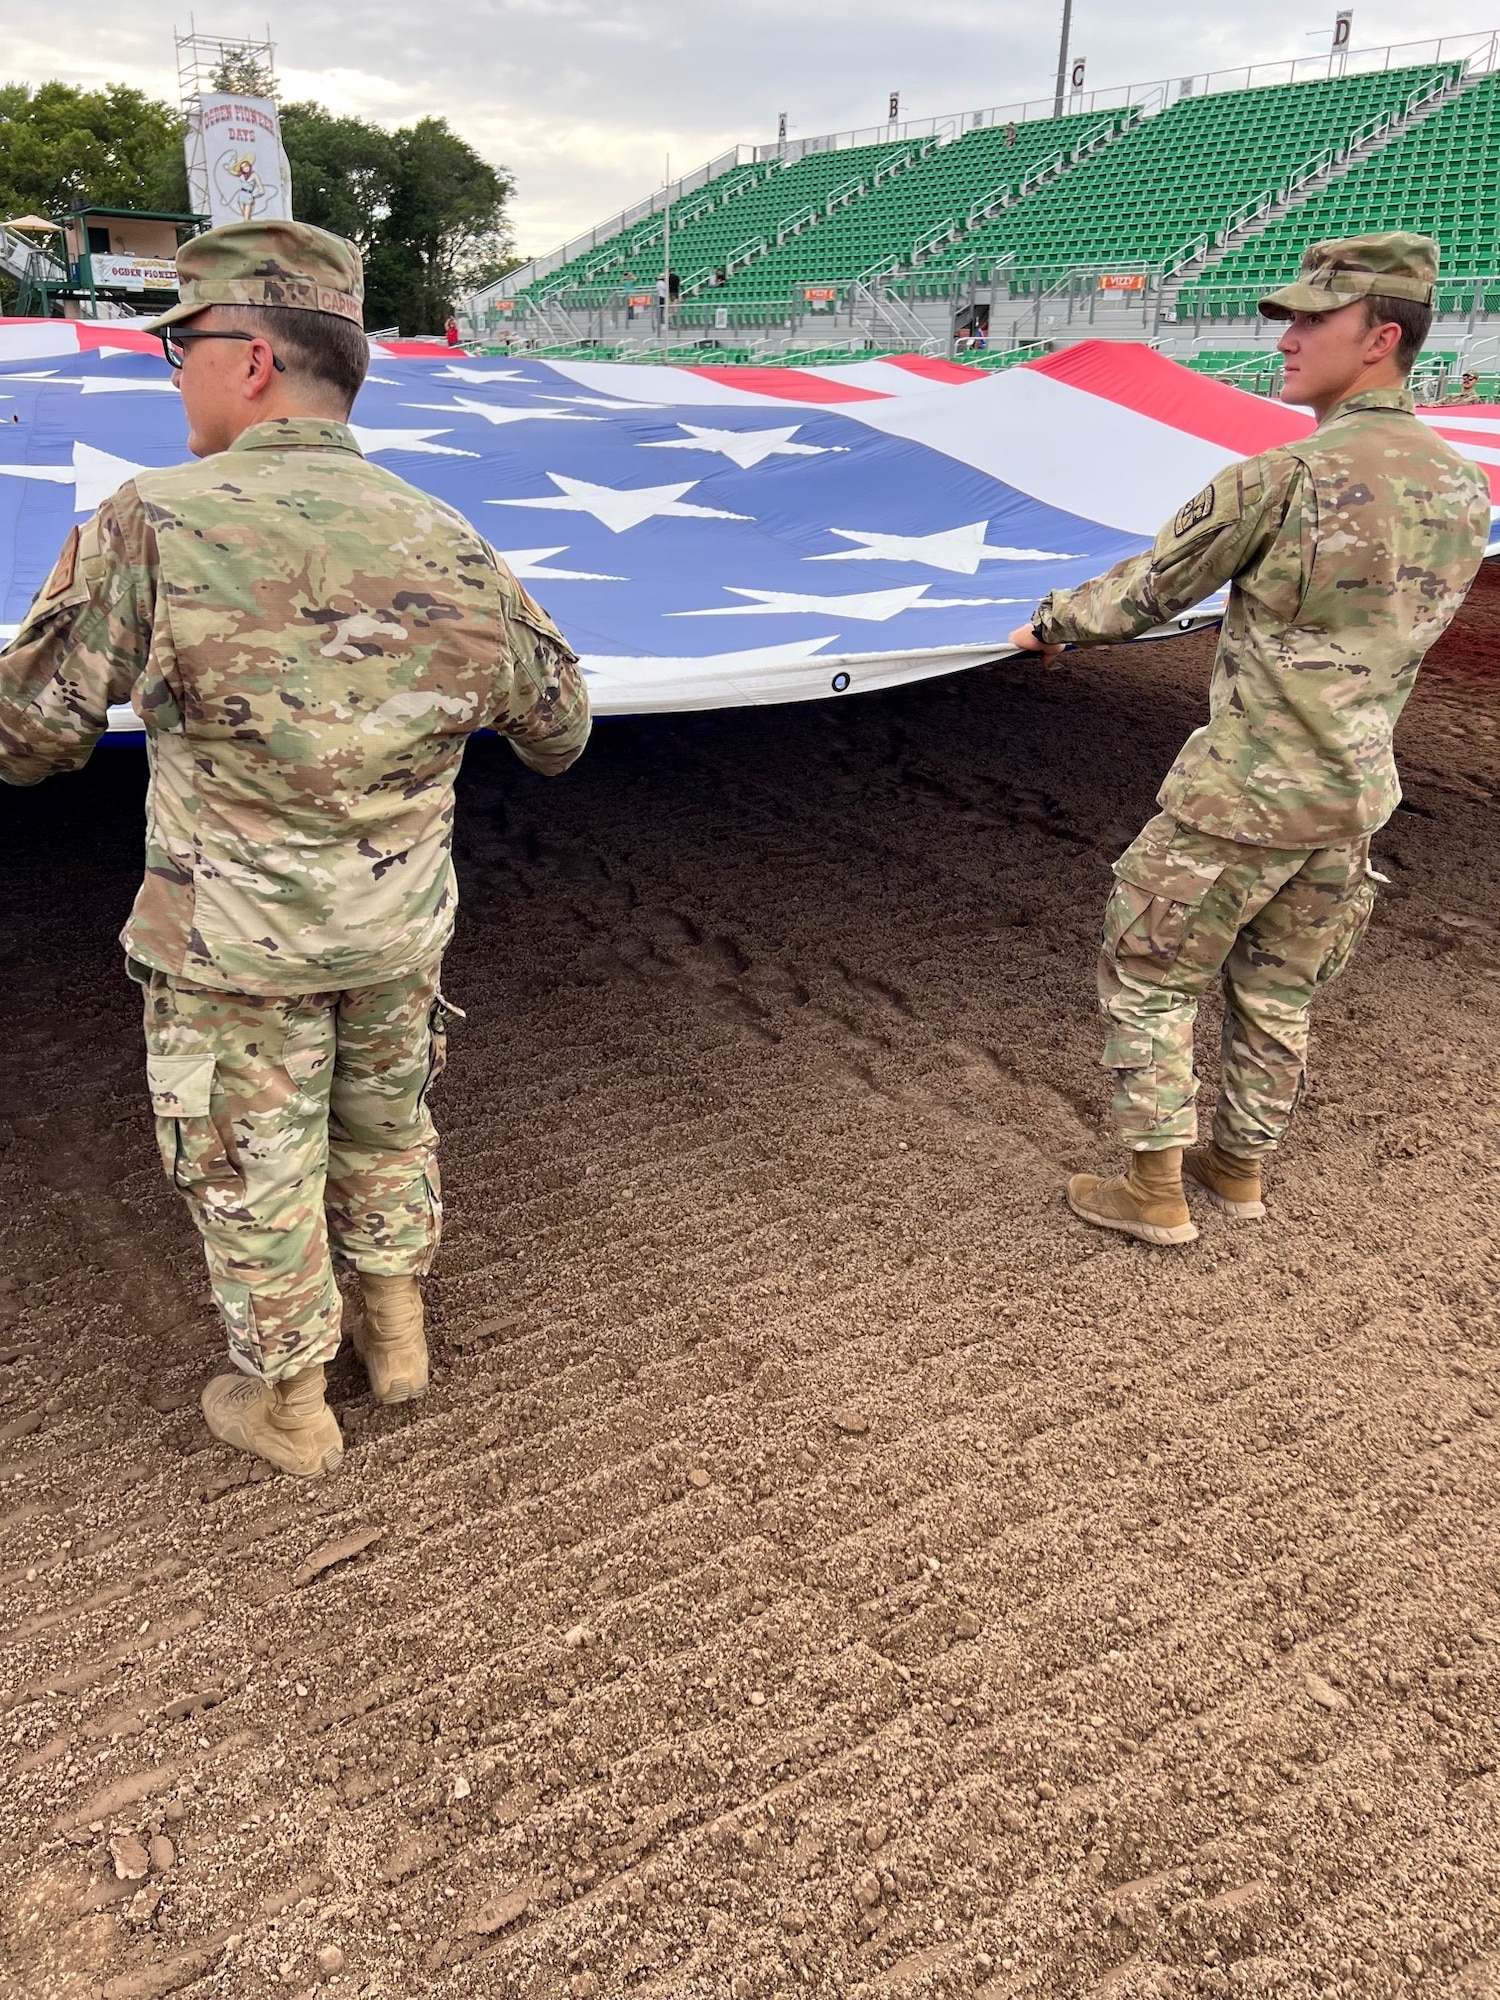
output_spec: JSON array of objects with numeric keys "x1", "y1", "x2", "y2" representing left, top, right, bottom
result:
[
  {"x1": 1258, "y1": 232, "x2": 1438, "y2": 319},
  {"x1": 143, "y1": 220, "x2": 363, "y2": 331}
]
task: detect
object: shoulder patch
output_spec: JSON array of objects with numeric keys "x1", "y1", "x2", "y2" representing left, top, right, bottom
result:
[
  {"x1": 1173, "y1": 484, "x2": 1217, "y2": 539},
  {"x1": 42, "y1": 527, "x2": 80, "y2": 600}
]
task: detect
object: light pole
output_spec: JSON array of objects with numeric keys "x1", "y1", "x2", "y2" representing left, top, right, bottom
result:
[{"x1": 1053, "y1": 0, "x2": 1074, "y2": 117}]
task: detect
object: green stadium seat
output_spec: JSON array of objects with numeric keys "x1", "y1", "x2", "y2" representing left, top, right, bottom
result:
[{"x1": 1179, "y1": 68, "x2": 1500, "y2": 317}]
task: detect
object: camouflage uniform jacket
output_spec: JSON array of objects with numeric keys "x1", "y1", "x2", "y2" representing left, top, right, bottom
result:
[
  {"x1": 1033, "y1": 388, "x2": 1491, "y2": 845},
  {"x1": 0, "y1": 418, "x2": 591, "y2": 993}
]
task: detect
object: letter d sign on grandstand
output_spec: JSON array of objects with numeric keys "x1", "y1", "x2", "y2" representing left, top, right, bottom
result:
[{"x1": 1333, "y1": 10, "x2": 1353, "y2": 49}]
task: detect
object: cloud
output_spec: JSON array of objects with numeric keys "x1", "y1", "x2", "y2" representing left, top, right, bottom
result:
[{"x1": 4, "y1": 3, "x2": 1472, "y2": 258}]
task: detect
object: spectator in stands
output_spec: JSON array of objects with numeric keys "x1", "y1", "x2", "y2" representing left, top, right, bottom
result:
[
  {"x1": 668, "y1": 270, "x2": 681, "y2": 302},
  {"x1": 1005, "y1": 122, "x2": 1017, "y2": 148},
  {"x1": 1008, "y1": 233, "x2": 1491, "y2": 1247},
  {"x1": 655, "y1": 273, "x2": 668, "y2": 328}
]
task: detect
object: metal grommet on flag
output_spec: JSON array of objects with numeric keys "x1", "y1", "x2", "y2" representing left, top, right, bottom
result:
[{"x1": 832, "y1": 672, "x2": 851, "y2": 692}]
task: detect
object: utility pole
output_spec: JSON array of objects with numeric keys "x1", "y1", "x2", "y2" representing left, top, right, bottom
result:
[{"x1": 1053, "y1": 0, "x2": 1074, "y2": 116}]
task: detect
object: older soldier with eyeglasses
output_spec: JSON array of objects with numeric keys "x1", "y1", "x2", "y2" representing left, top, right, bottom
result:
[{"x1": 0, "y1": 220, "x2": 590, "y2": 1475}]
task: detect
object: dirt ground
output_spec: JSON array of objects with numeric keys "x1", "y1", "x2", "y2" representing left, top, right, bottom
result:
[{"x1": 3, "y1": 568, "x2": 1500, "y2": 2000}]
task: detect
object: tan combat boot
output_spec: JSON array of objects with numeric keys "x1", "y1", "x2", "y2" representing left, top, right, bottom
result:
[
  {"x1": 1183, "y1": 1139, "x2": 1266, "y2": 1219},
  {"x1": 1066, "y1": 1146, "x2": 1199, "y2": 1246},
  {"x1": 200, "y1": 1364, "x2": 343, "y2": 1478},
  {"x1": 354, "y1": 1274, "x2": 429, "y2": 1405}
]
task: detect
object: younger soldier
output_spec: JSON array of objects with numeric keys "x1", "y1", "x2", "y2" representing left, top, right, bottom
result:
[
  {"x1": 0, "y1": 221, "x2": 590, "y2": 1468},
  {"x1": 1008, "y1": 234, "x2": 1490, "y2": 1245}
]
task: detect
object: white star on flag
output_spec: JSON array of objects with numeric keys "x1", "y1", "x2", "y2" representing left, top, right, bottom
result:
[
  {"x1": 0, "y1": 370, "x2": 176, "y2": 395},
  {"x1": 436, "y1": 364, "x2": 531, "y2": 383},
  {"x1": 350, "y1": 425, "x2": 478, "y2": 458},
  {"x1": 488, "y1": 474, "x2": 749, "y2": 534},
  {"x1": 0, "y1": 441, "x2": 151, "y2": 513},
  {"x1": 491, "y1": 546, "x2": 624, "y2": 582},
  {"x1": 641, "y1": 423, "x2": 844, "y2": 470},
  {"x1": 671, "y1": 583, "x2": 1024, "y2": 623},
  {"x1": 810, "y1": 520, "x2": 1080, "y2": 574},
  {"x1": 402, "y1": 396, "x2": 599, "y2": 428}
]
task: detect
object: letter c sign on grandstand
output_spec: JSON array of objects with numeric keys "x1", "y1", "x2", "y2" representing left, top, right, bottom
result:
[{"x1": 1070, "y1": 57, "x2": 1087, "y2": 92}]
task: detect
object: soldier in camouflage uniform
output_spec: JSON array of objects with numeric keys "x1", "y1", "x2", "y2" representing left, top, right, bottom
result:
[
  {"x1": 1009, "y1": 233, "x2": 1490, "y2": 1246},
  {"x1": 0, "y1": 221, "x2": 590, "y2": 1468}
]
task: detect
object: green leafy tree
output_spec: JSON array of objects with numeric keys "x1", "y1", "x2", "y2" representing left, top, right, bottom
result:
[
  {"x1": 279, "y1": 103, "x2": 511, "y2": 332},
  {"x1": 278, "y1": 101, "x2": 395, "y2": 248},
  {"x1": 0, "y1": 81, "x2": 189, "y2": 219},
  {"x1": 208, "y1": 49, "x2": 279, "y2": 98},
  {"x1": 0, "y1": 80, "x2": 511, "y2": 332},
  {"x1": 375, "y1": 117, "x2": 513, "y2": 331}
]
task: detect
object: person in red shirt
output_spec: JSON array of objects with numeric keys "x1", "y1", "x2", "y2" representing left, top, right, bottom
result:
[{"x1": 444, "y1": 316, "x2": 460, "y2": 348}]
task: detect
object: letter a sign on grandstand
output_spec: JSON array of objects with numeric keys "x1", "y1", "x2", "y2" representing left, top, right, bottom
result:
[{"x1": 187, "y1": 95, "x2": 294, "y2": 228}]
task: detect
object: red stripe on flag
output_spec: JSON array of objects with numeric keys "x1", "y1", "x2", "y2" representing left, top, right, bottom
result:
[
  {"x1": 74, "y1": 324, "x2": 163, "y2": 353},
  {"x1": 682, "y1": 366, "x2": 891, "y2": 402},
  {"x1": 1024, "y1": 339, "x2": 1312, "y2": 456},
  {"x1": 878, "y1": 354, "x2": 987, "y2": 384}
]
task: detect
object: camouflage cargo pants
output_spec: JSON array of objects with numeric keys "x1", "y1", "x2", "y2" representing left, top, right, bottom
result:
[
  {"x1": 132, "y1": 960, "x2": 454, "y2": 1382},
  {"x1": 1098, "y1": 811, "x2": 1376, "y2": 1155}
]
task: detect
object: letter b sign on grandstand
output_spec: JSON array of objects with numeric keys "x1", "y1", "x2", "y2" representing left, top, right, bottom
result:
[{"x1": 889, "y1": 92, "x2": 900, "y2": 122}]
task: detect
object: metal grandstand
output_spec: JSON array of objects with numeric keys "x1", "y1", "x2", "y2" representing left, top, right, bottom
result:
[{"x1": 475, "y1": 26, "x2": 1500, "y2": 382}]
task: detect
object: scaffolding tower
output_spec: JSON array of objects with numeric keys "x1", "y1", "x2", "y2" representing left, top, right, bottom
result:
[
  {"x1": 175, "y1": 21, "x2": 278, "y2": 106},
  {"x1": 176, "y1": 21, "x2": 280, "y2": 221}
]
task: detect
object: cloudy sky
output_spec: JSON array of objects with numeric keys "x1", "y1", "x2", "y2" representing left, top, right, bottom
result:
[{"x1": 5, "y1": 4, "x2": 1486, "y2": 259}]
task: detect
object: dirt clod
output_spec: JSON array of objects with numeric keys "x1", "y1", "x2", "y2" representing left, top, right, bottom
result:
[
  {"x1": 109, "y1": 1833, "x2": 149, "y2": 1881},
  {"x1": 1305, "y1": 1672, "x2": 1351, "y2": 1713},
  {"x1": 291, "y1": 1525, "x2": 384, "y2": 1586}
]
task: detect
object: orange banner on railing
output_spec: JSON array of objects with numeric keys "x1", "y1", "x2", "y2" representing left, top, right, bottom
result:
[{"x1": 1097, "y1": 273, "x2": 1148, "y2": 292}]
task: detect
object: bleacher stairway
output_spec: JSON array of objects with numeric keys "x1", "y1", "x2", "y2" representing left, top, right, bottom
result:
[{"x1": 1160, "y1": 62, "x2": 1478, "y2": 323}]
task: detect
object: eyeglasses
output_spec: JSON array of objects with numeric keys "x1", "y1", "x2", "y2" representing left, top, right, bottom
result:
[{"x1": 158, "y1": 329, "x2": 286, "y2": 372}]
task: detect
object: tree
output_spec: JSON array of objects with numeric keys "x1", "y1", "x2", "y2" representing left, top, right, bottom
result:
[
  {"x1": 0, "y1": 81, "x2": 188, "y2": 220},
  {"x1": 372, "y1": 118, "x2": 513, "y2": 333},
  {"x1": 278, "y1": 102, "x2": 394, "y2": 250},
  {"x1": 279, "y1": 103, "x2": 511, "y2": 332},
  {"x1": 208, "y1": 49, "x2": 278, "y2": 98},
  {"x1": 0, "y1": 80, "x2": 511, "y2": 333}
]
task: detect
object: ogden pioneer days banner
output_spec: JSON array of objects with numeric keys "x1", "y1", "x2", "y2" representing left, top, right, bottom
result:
[{"x1": 185, "y1": 95, "x2": 294, "y2": 229}]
